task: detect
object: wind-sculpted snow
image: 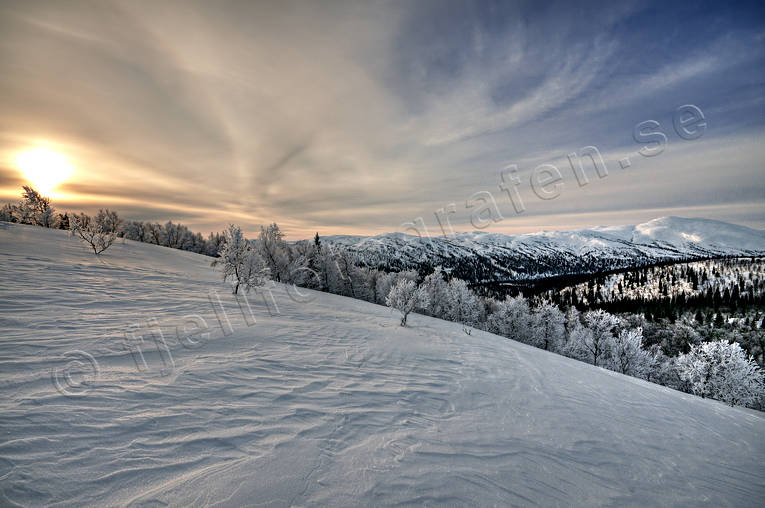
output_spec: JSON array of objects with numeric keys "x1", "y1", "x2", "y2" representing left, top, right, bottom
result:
[
  {"x1": 1, "y1": 222, "x2": 764, "y2": 506},
  {"x1": 326, "y1": 217, "x2": 765, "y2": 283}
]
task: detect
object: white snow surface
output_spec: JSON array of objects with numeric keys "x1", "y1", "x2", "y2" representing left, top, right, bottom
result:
[{"x1": 1, "y1": 222, "x2": 764, "y2": 507}]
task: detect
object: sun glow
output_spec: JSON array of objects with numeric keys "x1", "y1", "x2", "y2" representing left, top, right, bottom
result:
[{"x1": 14, "y1": 147, "x2": 74, "y2": 196}]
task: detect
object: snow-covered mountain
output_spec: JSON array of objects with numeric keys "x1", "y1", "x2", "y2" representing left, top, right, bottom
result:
[
  {"x1": 1, "y1": 223, "x2": 764, "y2": 506},
  {"x1": 326, "y1": 217, "x2": 765, "y2": 283}
]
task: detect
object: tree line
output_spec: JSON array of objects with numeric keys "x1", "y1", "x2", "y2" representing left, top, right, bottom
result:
[
  {"x1": 1, "y1": 186, "x2": 226, "y2": 257},
  {"x1": 533, "y1": 258, "x2": 765, "y2": 366}
]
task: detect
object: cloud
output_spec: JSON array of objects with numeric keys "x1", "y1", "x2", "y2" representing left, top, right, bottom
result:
[{"x1": 0, "y1": 0, "x2": 763, "y2": 238}]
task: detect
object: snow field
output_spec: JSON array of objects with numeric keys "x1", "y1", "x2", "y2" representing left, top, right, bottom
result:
[{"x1": 0, "y1": 223, "x2": 764, "y2": 506}]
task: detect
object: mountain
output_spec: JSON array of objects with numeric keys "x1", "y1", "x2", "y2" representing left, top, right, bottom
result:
[
  {"x1": 1, "y1": 222, "x2": 764, "y2": 506},
  {"x1": 325, "y1": 217, "x2": 765, "y2": 283}
]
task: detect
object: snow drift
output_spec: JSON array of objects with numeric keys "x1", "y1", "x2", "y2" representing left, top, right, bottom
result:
[{"x1": 0, "y1": 222, "x2": 763, "y2": 506}]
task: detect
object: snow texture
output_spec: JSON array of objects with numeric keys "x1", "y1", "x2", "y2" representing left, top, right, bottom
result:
[{"x1": 1, "y1": 222, "x2": 764, "y2": 506}]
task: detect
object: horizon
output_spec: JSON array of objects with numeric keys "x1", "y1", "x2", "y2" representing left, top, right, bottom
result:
[
  {"x1": 320, "y1": 215, "x2": 765, "y2": 242},
  {"x1": 1, "y1": 1, "x2": 764, "y2": 238}
]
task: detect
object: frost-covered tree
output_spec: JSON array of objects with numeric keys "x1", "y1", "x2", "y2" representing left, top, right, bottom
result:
[
  {"x1": 55, "y1": 212, "x2": 70, "y2": 230},
  {"x1": 353, "y1": 266, "x2": 378, "y2": 303},
  {"x1": 644, "y1": 345, "x2": 682, "y2": 388},
  {"x1": 531, "y1": 301, "x2": 565, "y2": 351},
  {"x1": 255, "y1": 223, "x2": 290, "y2": 283},
  {"x1": 0, "y1": 203, "x2": 16, "y2": 223},
  {"x1": 120, "y1": 221, "x2": 149, "y2": 244},
  {"x1": 386, "y1": 279, "x2": 429, "y2": 326},
  {"x1": 421, "y1": 267, "x2": 451, "y2": 318},
  {"x1": 366, "y1": 269, "x2": 384, "y2": 304},
  {"x1": 237, "y1": 249, "x2": 270, "y2": 293},
  {"x1": 289, "y1": 240, "x2": 321, "y2": 290},
  {"x1": 312, "y1": 244, "x2": 334, "y2": 292},
  {"x1": 70, "y1": 209, "x2": 121, "y2": 255},
  {"x1": 676, "y1": 340, "x2": 763, "y2": 407},
  {"x1": 443, "y1": 278, "x2": 483, "y2": 329},
  {"x1": 487, "y1": 296, "x2": 534, "y2": 344},
  {"x1": 313, "y1": 243, "x2": 363, "y2": 295},
  {"x1": 375, "y1": 271, "x2": 398, "y2": 305},
  {"x1": 607, "y1": 327, "x2": 654, "y2": 378},
  {"x1": 374, "y1": 270, "x2": 418, "y2": 306},
  {"x1": 564, "y1": 306, "x2": 581, "y2": 339},
  {"x1": 213, "y1": 224, "x2": 268, "y2": 294},
  {"x1": 567, "y1": 309, "x2": 620, "y2": 366},
  {"x1": 96, "y1": 209, "x2": 121, "y2": 234},
  {"x1": 17, "y1": 186, "x2": 55, "y2": 227},
  {"x1": 333, "y1": 247, "x2": 363, "y2": 298},
  {"x1": 564, "y1": 325, "x2": 592, "y2": 361}
]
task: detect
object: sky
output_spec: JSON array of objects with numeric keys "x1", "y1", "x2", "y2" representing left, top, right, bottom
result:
[{"x1": 0, "y1": 0, "x2": 763, "y2": 239}]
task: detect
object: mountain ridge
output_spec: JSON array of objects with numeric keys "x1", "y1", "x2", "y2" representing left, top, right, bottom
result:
[{"x1": 323, "y1": 217, "x2": 765, "y2": 283}]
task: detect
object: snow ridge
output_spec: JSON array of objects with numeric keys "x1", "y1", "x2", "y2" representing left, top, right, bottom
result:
[{"x1": 325, "y1": 217, "x2": 765, "y2": 282}]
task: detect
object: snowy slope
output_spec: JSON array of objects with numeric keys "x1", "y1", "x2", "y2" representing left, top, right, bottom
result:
[
  {"x1": 326, "y1": 217, "x2": 765, "y2": 282},
  {"x1": 1, "y1": 222, "x2": 764, "y2": 507}
]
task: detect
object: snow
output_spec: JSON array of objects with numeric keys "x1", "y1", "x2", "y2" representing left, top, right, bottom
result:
[
  {"x1": 327, "y1": 217, "x2": 765, "y2": 283},
  {"x1": 1, "y1": 222, "x2": 764, "y2": 506},
  {"x1": 601, "y1": 216, "x2": 765, "y2": 252}
]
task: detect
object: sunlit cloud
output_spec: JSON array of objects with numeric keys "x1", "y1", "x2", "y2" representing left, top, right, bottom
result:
[{"x1": 0, "y1": 0, "x2": 763, "y2": 238}]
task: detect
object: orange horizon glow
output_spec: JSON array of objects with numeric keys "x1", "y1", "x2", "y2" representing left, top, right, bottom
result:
[{"x1": 14, "y1": 147, "x2": 74, "y2": 198}]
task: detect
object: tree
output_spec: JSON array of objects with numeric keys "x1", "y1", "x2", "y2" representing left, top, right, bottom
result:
[
  {"x1": 291, "y1": 240, "x2": 321, "y2": 290},
  {"x1": 255, "y1": 223, "x2": 290, "y2": 282},
  {"x1": 644, "y1": 345, "x2": 681, "y2": 387},
  {"x1": 531, "y1": 301, "x2": 565, "y2": 351},
  {"x1": 739, "y1": 329, "x2": 765, "y2": 367},
  {"x1": 237, "y1": 249, "x2": 270, "y2": 293},
  {"x1": 17, "y1": 186, "x2": 55, "y2": 227},
  {"x1": 55, "y1": 212, "x2": 70, "y2": 230},
  {"x1": 0, "y1": 203, "x2": 16, "y2": 222},
  {"x1": 213, "y1": 224, "x2": 268, "y2": 294},
  {"x1": 332, "y1": 247, "x2": 361, "y2": 298},
  {"x1": 564, "y1": 306, "x2": 581, "y2": 341},
  {"x1": 676, "y1": 340, "x2": 763, "y2": 407},
  {"x1": 666, "y1": 322, "x2": 700, "y2": 356},
  {"x1": 385, "y1": 279, "x2": 429, "y2": 326},
  {"x1": 162, "y1": 221, "x2": 182, "y2": 248},
  {"x1": 607, "y1": 327, "x2": 654, "y2": 378},
  {"x1": 420, "y1": 267, "x2": 451, "y2": 319},
  {"x1": 567, "y1": 309, "x2": 619, "y2": 366},
  {"x1": 314, "y1": 243, "x2": 342, "y2": 293},
  {"x1": 487, "y1": 296, "x2": 533, "y2": 344},
  {"x1": 373, "y1": 270, "x2": 418, "y2": 306},
  {"x1": 443, "y1": 278, "x2": 483, "y2": 331},
  {"x1": 70, "y1": 209, "x2": 121, "y2": 255}
]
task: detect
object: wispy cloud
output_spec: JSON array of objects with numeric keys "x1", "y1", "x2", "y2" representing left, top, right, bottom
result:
[{"x1": 0, "y1": 0, "x2": 763, "y2": 238}]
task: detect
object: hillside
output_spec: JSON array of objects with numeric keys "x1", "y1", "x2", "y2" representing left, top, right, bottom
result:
[
  {"x1": 325, "y1": 217, "x2": 765, "y2": 283},
  {"x1": 1, "y1": 222, "x2": 764, "y2": 506},
  {"x1": 540, "y1": 257, "x2": 764, "y2": 313}
]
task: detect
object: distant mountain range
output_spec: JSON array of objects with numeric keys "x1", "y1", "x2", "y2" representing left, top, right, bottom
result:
[{"x1": 325, "y1": 217, "x2": 765, "y2": 284}]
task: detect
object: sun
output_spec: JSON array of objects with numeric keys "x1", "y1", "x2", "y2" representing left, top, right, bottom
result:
[{"x1": 14, "y1": 148, "x2": 74, "y2": 196}]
